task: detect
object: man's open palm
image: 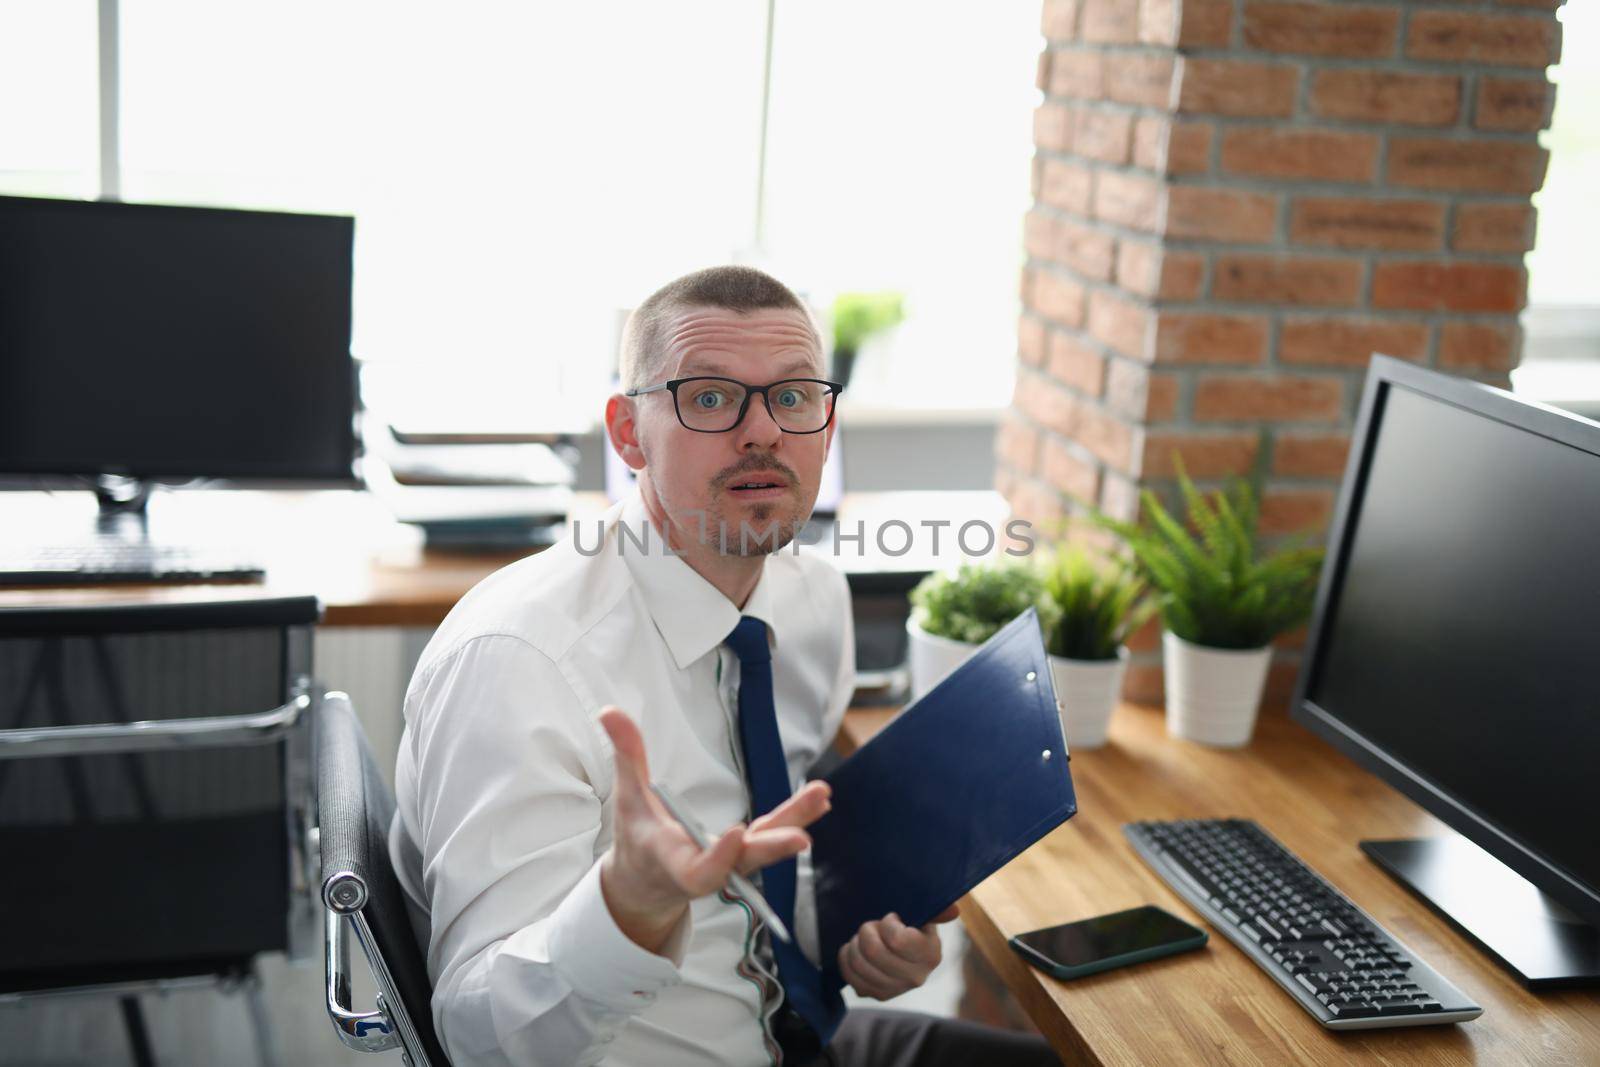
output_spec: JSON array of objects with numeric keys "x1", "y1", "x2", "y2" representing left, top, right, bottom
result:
[{"x1": 598, "y1": 705, "x2": 830, "y2": 951}]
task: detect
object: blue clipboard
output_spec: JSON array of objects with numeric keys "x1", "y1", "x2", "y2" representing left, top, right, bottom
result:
[{"x1": 809, "y1": 607, "x2": 1078, "y2": 986}]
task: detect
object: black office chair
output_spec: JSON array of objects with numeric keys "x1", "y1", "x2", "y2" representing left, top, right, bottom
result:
[
  {"x1": 316, "y1": 689, "x2": 451, "y2": 1066},
  {"x1": 0, "y1": 596, "x2": 322, "y2": 1066}
]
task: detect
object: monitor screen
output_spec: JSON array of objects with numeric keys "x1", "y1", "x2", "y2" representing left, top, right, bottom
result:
[
  {"x1": 0, "y1": 195, "x2": 355, "y2": 481},
  {"x1": 1301, "y1": 377, "x2": 1600, "y2": 917}
]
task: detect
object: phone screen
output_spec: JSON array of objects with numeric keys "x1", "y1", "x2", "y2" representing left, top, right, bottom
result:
[{"x1": 1014, "y1": 906, "x2": 1202, "y2": 967}]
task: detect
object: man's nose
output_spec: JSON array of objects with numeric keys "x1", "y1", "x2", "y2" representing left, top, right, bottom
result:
[{"x1": 734, "y1": 392, "x2": 785, "y2": 450}]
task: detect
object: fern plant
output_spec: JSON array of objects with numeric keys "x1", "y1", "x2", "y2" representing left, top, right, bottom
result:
[
  {"x1": 830, "y1": 291, "x2": 904, "y2": 388},
  {"x1": 1040, "y1": 547, "x2": 1157, "y2": 661},
  {"x1": 1095, "y1": 456, "x2": 1325, "y2": 650},
  {"x1": 910, "y1": 562, "x2": 1060, "y2": 646}
]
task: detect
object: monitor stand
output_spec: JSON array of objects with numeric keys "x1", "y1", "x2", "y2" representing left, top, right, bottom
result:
[
  {"x1": 1362, "y1": 834, "x2": 1600, "y2": 989},
  {"x1": 92, "y1": 475, "x2": 155, "y2": 540}
]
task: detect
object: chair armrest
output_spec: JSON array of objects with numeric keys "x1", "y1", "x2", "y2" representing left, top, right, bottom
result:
[
  {"x1": 324, "y1": 903, "x2": 403, "y2": 1054},
  {"x1": 0, "y1": 692, "x2": 311, "y2": 760}
]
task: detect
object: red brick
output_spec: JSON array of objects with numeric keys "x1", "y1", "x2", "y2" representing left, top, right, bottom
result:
[
  {"x1": 1387, "y1": 138, "x2": 1548, "y2": 195},
  {"x1": 1121, "y1": 662, "x2": 1165, "y2": 706},
  {"x1": 1279, "y1": 316, "x2": 1429, "y2": 366},
  {"x1": 1125, "y1": 613, "x2": 1162, "y2": 653},
  {"x1": 1116, "y1": 239, "x2": 1160, "y2": 295},
  {"x1": 1041, "y1": 0, "x2": 1081, "y2": 40},
  {"x1": 1290, "y1": 197, "x2": 1446, "y2": 251},
  {"x1": 1453, "y1": 203, "x2": 1537, "y2": 253},
  {"x1": 1026, "y1": 267, "x2": 1088, "y2": 326},
  {"x1": 1475, "y1": 76, "x2": 1555, "y2": 132},
  {"x1": 1118, "y1": 242, "x2": 1204, "y2": 300},
  {"x1": 1160, "y1": 253, "x2": 1206, "y2": 301},
  {"x1": 1018, "y1": 315, "x2": 1048, "y2": 368},
  {"x1": 1024, "y1": 208, "x2": 1059, "y2": 260},
  {"x1": 1037, "y1": 51, "x2": 1052, "y2": 93},
  {"x1": 1272, "y1": 433, "x2": 1352, "y2": 477},
  {"x1": 1048, "y1": 331, "x2": 1109, "y2": 394},
  {"x1": 1076, "y1": 404, "x2": 1141, "y2": 471},
  {"x1": 1081, "y1": 0, "x2": 1139, "y2": 42},
  {"x1": 1439, "y1": 321, "x2": 1520, "y2": 371},
  {"x1": 1132, "y1": 116, "x2": 1168, "y2": 171},
  {"x1": 1040, "y1": 435, "x2": 1101, "y2": 502},
  {"x1": 1153, "y1": 312, "x2": 1269, "y2": 365},
  {"x1": 1165, "y1": 187, "x2": 1277, "y2": 243},
  {"x1": 1056, "y1": 218, "x2": 1116, "y2": 281},
  {"x1": 1309, "y1": 70, "x2": 1461, "y2": 126},
  {"x1": 1260, "y1": 489, "x2": 1336, "y2": 536},
  {"x1": 1178, "y1": 58, "x2": 1299, "y2": 118},
  {"x1": 1212, "y1": 255, "x2": 1363, "y2": 307},
  {"x1": 1093, "y1": 170, "x2": 1163, "y2": 232},
  {"x1": 1167, "y1": 121, "x2": 1212, "y2": 174},
  {"x1": 1371, "y1": 262, "x2": 1525, "y2": 313},
  {"x1": 1194, "y1": 375, "x2": 1344, "y2": 423},
  {"x1": 1106, "y1": 360, "x2": 1180, "y2": 422},
  {"x1": 1220, "y1": 127, "x2": 1379, "y2": 183},
  {"x1": 1049, "y1": 50, "x2": 1103, "y2": 99},
  {"x1": 1008, "y1": 476, "x2": 1068, "y2": 531},
  {"x1": 1143, "y1": 431, "x2": 1261, "y2": 477},
  {"x1": 1074, "y1": 109, "x2": 1134, "y2": 165},
  {"x1": 1088, "y1": 289, "x2": 1152, "y2": 360},
  {"x1": 1180, "y1": 0, "x2": 1233, "y2": 46},
  {"x1": 996, "y1": 414, "x2": 1041, "y2": 475},
  {"x1": 1138, "y1": 0, "x2": 1178, "y2": 45},
  {"x1": 1034, "y1": 103, "x2": 1074, "y2": 152},
  {"x1": 1040, "y1": 157, "x2": 1093, "y2": 214},
  {"x1": 1016, "y1": 373, "x2": 1078, "y2": 437},
  {"x1": 1243, "y1": 2, "x2": 1400, "y2": 57},
  {"x1": 1103, "y1": 53, "x2": 1175, "y2": 107},
  {"x1": 1406, "y1": 11, "x2": 1560, "y2": 68}
]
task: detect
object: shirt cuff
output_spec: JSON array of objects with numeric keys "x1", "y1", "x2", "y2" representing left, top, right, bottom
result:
[{"x1": 543, "y1": 860, "x2": 690, "y2": 1011}]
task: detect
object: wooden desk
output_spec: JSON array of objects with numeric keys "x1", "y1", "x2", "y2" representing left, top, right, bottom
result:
[
  {"x1": 838, "y1": 703, "x2": 1600, "y2": 1065},
  {"x1": 0, "y1": 490, "x2": 532, "y2": 627}
]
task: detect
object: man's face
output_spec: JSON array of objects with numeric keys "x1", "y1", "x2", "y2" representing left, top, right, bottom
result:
[{"x1": 618, "y1": 305, "x2": 833, "y2": 556}]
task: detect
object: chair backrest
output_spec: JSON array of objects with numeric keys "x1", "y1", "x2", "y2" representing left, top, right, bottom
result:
[
  {"x1": 316, "y1": 691, "x2": 451, "y2": 1066},
  {"x1": 0, "y1": 597, "x2": 320, "y2": 995}
]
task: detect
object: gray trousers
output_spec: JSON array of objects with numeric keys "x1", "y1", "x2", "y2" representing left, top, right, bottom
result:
[{"x1": 801, "y1": 1008, "x2": 1062, "y2": 1067}]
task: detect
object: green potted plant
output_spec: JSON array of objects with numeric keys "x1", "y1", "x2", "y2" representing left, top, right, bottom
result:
[
  {"x1": 1096, "y1": 457, "x2": 1324, "y2": 747},
  {"x1": 907, "y1": 562, "x2": 1059, "y2": 701},
  {"x1": 1039, "y1": 547, "x2": 1156, "y2": 749},
  {"x1": 830, "y1": 291, "x2": 904, "y2": 391}
]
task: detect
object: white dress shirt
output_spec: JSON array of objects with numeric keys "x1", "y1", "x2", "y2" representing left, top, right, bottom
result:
[{"x1": 389, "y1": 491, "x2": 854, "y2": 1067}]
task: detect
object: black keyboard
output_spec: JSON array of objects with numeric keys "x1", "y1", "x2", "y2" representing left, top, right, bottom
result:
[
  {"x1": 1126, "y1": 819, "x2": 1482, "y2": 1029},
  {"x1": 0, "y1": 542, "x2": 265, "y2": 585}
]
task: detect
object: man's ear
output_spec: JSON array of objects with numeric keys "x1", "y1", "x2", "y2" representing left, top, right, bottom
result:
[{"x1": 604, "y1": 394, "x2": 648, "y2": 472}]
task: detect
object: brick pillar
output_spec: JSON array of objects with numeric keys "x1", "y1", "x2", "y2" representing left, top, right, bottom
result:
[{"x1": 998, "y1": 0, "x2": 1562, "y2": 710}]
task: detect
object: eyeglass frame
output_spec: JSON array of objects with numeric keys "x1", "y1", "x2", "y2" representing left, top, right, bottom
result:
[{"x1": 623, "y1": 375, "x2": 844, "y2": 435}]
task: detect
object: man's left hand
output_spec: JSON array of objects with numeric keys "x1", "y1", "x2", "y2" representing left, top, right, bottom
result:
[{"x1": 837, "y1": 905, "x2": 960, "y2": 1000}]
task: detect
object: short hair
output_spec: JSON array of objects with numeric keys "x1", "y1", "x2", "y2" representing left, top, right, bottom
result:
[{"x1": 618, "y1": 265, "x2": 819, "y2": 391}]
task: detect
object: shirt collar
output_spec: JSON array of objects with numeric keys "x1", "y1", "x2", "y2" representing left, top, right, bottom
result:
[{"x1": 618, "y1": 490, "x2": 785, "y2": 671}]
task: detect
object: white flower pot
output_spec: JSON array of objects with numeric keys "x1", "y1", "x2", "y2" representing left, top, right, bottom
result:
[
  {"x1": 906, "y1": 617, "x2": 980, "y2": 702},
  {"x1": 1047, "y1": 646, "x2": 1129, "y2": 750},
  {"x1": 1163, "y1": 631, "x2": 1272, "y2": 747}
]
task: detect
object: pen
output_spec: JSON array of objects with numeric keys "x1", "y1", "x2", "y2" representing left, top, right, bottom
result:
[{"x1": 649, "y1": 781, "x2": 793, "y2": 944}]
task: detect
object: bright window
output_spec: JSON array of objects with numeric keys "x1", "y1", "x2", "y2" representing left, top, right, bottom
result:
[{"x1": 1, "y1": 1, "x2": 1039, "y2": 420}]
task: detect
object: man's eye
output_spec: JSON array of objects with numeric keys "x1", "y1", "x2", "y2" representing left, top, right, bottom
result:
[
  {"x1": 691, "y1": 390, "x2": 730, "y2": 409},
  {"x1": 776, "y1": 388, "x2": 803, "y2": 408}
]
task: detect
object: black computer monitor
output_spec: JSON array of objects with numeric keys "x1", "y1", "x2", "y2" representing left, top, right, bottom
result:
[
  {"x1": 1293, "y1": 354, "x2": 1600, "y2": 988},
  {"x1": 0, "y1": 194, "x2": 355, "y2": 507}
]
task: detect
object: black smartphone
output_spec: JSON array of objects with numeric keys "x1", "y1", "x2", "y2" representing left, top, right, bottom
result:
[{"x1": 1009, "y1": 905, "x2": 1208, "y2": 980}]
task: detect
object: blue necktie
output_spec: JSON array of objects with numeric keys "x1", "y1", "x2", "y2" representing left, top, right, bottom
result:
[{"x1": 723, "y1": 616, "x2": 845, "y2": 1048}]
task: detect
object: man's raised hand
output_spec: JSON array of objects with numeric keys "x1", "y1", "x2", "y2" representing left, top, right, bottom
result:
[{"x1": 596, "y1": 705, "x2": 830, "y2": 954}]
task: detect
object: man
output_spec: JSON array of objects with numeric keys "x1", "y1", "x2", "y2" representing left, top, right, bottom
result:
[{"x1": 390, "y1": 266, "x2": 1058, "y2": 1066}]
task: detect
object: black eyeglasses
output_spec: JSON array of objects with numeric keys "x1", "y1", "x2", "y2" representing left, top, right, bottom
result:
[{"x1": 624, "y1": 376, "x2": 843, "y2": 434}]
